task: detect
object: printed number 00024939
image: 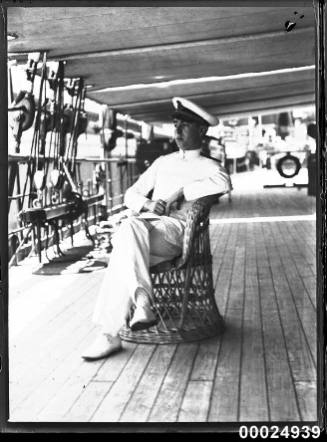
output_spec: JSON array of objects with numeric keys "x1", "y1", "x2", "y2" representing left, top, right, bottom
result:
[{"x1": 238, "y1": 425, "x2": 321, "y2": 439}]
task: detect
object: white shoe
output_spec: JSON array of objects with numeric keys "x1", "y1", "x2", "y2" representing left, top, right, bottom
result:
[
  {"x1": 81, "y1": 334, "x2": 122, "y2": 361},
  {"x1": 129, "y1": 306, "x2": 158, "y2": 331}
]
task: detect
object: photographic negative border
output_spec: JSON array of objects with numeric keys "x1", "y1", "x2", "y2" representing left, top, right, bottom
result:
[{"x1": 0, "y1": 0, "x2": 325, "y2": 433}]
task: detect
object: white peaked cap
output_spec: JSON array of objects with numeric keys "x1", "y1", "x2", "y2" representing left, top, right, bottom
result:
[{"x1": 172, "y1": 96, "x2": 219, "y2": 126}]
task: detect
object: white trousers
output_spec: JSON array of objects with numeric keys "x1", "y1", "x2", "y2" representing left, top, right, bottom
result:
[{"x1": 92, "y1": 215, "x2": 184, "y2": 336}]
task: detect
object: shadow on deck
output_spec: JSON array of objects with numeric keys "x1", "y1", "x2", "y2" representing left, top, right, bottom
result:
[{"x1": 8, "y1": 170, "x2": 317, "y2": 423}]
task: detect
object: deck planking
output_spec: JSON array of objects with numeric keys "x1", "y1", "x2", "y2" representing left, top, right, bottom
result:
[
  {"x1": 239, "y1": 222, "x2": 268, "y2": 422},
  {"x1": 257, "y1": 222, "x2": 300, "y2": 421},
  {"x1": 120, "y1": 344, "x2": 177, "y2": 422},
  {"x1": 148, "y1": 343, "x2": 199, "y2": 422},
  {"x1": 8, "y1": 176, "x2": 317, "y2": 423},
  {"x1": 262, "y1": 223, "x2": 316, "y2": 421},
  {"x1": 91, "y1": 344, "x2": 156, "y2": 422},
  {"x1": 10, "y1": 275, "x2": 99, "y2": 383},
  {"x1": 268, "y1": 222, "x2": 317, "y2": 362},
  {"x1": 178, "y1": 380, "x2": 213, "y2": 422},
  {"x1": 39, "y1": 341, "x2": 138, "y2": 422},
  {"x1": 208, "y1": 223, "x2": 245, "y2": 422}
]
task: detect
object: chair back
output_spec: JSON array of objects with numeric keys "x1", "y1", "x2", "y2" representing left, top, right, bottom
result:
[{"x1": 175, "y1": 193, "x2": 222, "y2": 268}]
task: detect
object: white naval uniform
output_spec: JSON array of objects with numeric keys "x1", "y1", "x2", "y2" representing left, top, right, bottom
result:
[{"x1": 92, "y1": 149, "x2": 230, "y2": 335}]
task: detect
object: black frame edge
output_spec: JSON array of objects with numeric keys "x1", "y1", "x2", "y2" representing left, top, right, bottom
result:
[
  {"x1": 0, "y1": 0, "x2": 325, "y2": 434},
  {"x1": 0, "y1": 2, "x2": 9, "y2": 434},
  {"x1": 315, "y1": 0, "x2": 327, "y2": 433}
]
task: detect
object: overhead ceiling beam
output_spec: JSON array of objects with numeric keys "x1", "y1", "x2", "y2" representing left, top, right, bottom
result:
[
  {"x1": 50, "y1": 26, "x2": 314, "y2": 61},
  {"x1": 198, "y1": 101, "x2": 316, "y2": 121},
  {"x1": 131, "y1": 92, "x2": 315, "y2": 120},
  {"x1": 195, "y1": 93, "x2": 315, "y2": 115},
  {"x1": 95, "y1": 81, "x2": 314, "y2": 110},
  {"x1": 205, "y1": 97, "x2": 315, "y2": 119},
  {"x1": 89, "y1": 65, "x2": 315, "y2": 94}
]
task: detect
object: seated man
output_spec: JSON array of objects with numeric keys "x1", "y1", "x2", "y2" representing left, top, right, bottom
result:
[{"x1": 82, "y1": 97, "x2": 230, "y2": 361}]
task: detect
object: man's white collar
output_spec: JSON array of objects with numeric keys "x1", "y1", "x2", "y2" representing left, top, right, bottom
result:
[{"x1": 178, "y1": 149, "x2": 201, "y2": 159}]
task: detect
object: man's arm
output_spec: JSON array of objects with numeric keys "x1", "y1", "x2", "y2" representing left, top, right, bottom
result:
[
  {"x1": 124, "y1": 157, "x2": 167, "y2": 215},
  {"x1": 164, "y1": 188, "x2": 184, "y2": 215},
  {"x1": 164, "y1": 165, "x2": 229, "y2": 215},
  {"x1": 182, "y1": 165, "x2": 230, "y2": 201},
  {"x1": 143, "y1": 199, "x2": 167, "y2": 215}
]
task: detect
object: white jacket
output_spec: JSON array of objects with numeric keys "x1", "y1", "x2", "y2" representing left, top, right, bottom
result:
[{"x1": 125, "y1": 149, "x2": 230, "y2": 216}]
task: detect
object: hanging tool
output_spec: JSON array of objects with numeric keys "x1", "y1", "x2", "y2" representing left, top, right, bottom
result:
[
  {"x1": 8, "y1": 53, "x2": 40, "y2": 153},
  {"x1": 100, "y1": 106, "x2": 120, "y2": 151},
  {"x1": 51, "y1": 61, "x2": 66, "y2": 190},
  {"x1": 8, "y1": 90, "x2": 36, "y2": 153},
  {"x1": 43, "y1": 61, "x2": 60, "y2": 183},
  {"x1": 71, "y1": 84, "x2": 88, "y2": 175},
  {"x1": 33, "y1": 52, "x2": 49, "y2": 207}
]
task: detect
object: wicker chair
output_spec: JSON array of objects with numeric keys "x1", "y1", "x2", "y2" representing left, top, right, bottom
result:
[{"x1": 119, "y1": 194, "x2": 225, "y2": 344}]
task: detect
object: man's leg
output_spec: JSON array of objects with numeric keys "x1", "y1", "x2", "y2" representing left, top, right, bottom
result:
[
  {"x1": 149, "y1": 216, "x2": 184, "y2": 266},
  {"x1": 82, "y1": 217, "x2": 152, "y2": 360},
  {"x1": 130, "y1": 216, "x2": 184, "y2": 329},
  {"x1": 82, "y1": 216, "x2": 183, "y2": 360},
  {"x1": 92, "y1": 217, "x2": 153, "y2": 333}
]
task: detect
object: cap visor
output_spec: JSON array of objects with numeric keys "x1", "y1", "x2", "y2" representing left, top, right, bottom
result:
[{"x1": 171, "y1": 110, "x2": 208, "y2": 125}]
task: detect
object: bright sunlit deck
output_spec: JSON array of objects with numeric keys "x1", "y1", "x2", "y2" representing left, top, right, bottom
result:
[{"x1": 8, "y1": 170, "x2": 316, "y2": 423}]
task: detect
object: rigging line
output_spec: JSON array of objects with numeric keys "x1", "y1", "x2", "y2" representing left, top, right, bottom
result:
[
  {"x1": 75, "y1": 86, "x2": 86, "y2": 166},
  {"x1": 35, "y1": 53, "x2": 47, "y2": 171},
  {"x1": 49, "y1": 75, "x2": 58, "y2": 172},
  {"x1": 45, "y1": 109, "x2": 55, "y2": 183},
  {"x1": 53, "y1": 81, "x2": 60, "y2": 171},
  {"x1": 64, "y1": 81, "x2": 77, "y2": 165},
  {"x1": 50, "y1": 60, "x2": 64, "y2": 183},
  {"x1": 28, "y1": 127, "x2": 39, "y2": 208},
  {"x1": 66, "y1": 78, "x2": 82, "y2": 168},
  {"x1": 21, "y1": 130, "x2": 35, "y2": 209},
  {"x1": 58, "y1": 61, "x2": 66, "y2": 173},
  {"x1": 40, "y1": 65, "x2": 48, "y2": 159},
  {"x1": 46, "y1": 128, "x2": 55, "y2": 177},
  {"x1": 63, "y1": 83, "x2": 72, "y2": 164},
  {"x1": 40, "y1": 57, "x2": 55, "y2": 200},
  {"x1": 26, "y1": 54, "x2": 47, "y2": 208},
  {"x1": 15, "y1": 58, "x2": 40, "y2": 209},
  {"x1": 71, "y1": 80, "x2": 84, "y2": 175},
  {"x1": 21, "y1": 108, "x2": 39, "y2": 210},
  {"x1": 71, "y1": 81, "x2": 81, "y2": 167}
]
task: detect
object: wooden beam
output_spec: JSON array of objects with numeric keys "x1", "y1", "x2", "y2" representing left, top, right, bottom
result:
[
  {"x1": 93, "y1": 79, "x2": 314, "y2": 109},
  {"x1": 51, "y1": 27, "x2": 314, "y2": 62},
  {"x1": 133, "y1": 92, "x2": 314, "y2": 114},
  {"x1": 131, "y1": 93, "x2": 314, "y2": 122}
]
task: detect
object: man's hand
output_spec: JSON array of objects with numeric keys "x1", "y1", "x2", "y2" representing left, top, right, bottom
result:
[
  {"x1": 143, "y1": 199, "x2": 167, "y2": 215},
  {"x1": 165, "y1": 188, "x2": 184, "y2": 215}
]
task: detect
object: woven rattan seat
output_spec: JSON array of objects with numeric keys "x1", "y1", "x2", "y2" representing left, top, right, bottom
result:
[{"x1": 119, "y1": 194, "x2": 224, "y2": 344}]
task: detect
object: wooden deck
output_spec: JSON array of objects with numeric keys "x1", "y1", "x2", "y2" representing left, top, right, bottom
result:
[{"x1": 8, "y1": 170, "x2": 317, "y2": 423}]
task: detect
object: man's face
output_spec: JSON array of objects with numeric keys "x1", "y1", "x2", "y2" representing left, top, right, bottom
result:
[{"x1": 173, "y1": 119, "x2": 206, "y2": 150}]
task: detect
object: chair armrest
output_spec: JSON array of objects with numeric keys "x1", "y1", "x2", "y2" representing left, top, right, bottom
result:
[{"x1": 174, "y1": 193, "x2": 221, "y2": 268}]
